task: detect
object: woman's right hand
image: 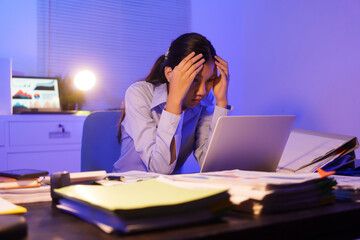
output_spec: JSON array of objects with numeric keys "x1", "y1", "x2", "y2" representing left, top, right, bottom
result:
[{"x1": 165, "y1": 52, "x2": 205, "y2": 115}]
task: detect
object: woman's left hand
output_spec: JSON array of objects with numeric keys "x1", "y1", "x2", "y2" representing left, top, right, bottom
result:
[{"x1": 213, "y1": 55, "x2": 230, "y2": 108}]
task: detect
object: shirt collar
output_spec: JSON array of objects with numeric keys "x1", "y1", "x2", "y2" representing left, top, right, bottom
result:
[
  {"x1": 199, "y1": 93, "x2": 214, "y2": 107},
  {"x1": 150, "y1": 83, "x2": 168, "y2": 109}
]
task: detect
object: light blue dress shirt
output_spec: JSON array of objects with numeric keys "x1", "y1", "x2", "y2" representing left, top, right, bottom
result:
[{"x1": 113, "y1": 81, "x2": 229, "y2": 174}]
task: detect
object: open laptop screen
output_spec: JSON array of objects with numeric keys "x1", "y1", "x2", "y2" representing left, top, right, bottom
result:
[
  {"x1": 11, "y1": 76, "x2": 61, "y2": 114},
  {"x1": 200, "y1": 115, "x2": 296, "y2": 173}
]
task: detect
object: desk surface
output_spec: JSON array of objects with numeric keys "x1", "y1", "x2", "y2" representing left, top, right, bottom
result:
[{"x1": 22, "y1": 201, "x2": 360, "y2": 240}]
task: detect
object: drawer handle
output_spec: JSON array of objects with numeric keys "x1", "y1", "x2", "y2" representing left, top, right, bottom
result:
[
  {"x1": 58, "y1": 124, "x2": 65, "y2": 132},
  {"x1": 49, "y1": 124, "x2": 71, "y2": 139}
]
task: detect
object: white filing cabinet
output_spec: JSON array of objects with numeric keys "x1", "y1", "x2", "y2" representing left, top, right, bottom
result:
[{"x1": 0, "y1": 114, "x2": 87, "y2": 174}]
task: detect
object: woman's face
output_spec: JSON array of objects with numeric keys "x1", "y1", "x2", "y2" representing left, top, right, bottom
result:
[{"x1": 182, "y1": 60, "x2": 216, "y2": 109}]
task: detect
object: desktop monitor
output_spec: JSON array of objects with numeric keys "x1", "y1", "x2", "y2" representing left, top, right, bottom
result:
[{"x1": 11, "y1": 76, "x2": 61, "y2": 114}]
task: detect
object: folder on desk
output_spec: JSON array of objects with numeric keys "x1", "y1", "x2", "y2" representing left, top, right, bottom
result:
[
  {"x1": 0, "y1": 197, "x2": 27, "y2": 214},
  {"x1": 277, "y1": 129, "x2": 359, "y2": 173},
  {"x1": 54, "y1": 179, "x2": 231, "y2": 233}
]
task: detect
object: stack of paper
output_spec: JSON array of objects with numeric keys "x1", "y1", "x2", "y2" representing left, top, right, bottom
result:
[
  {"x1": 0, "y1": 176, "x2": 40, "y2": 189},
  {"x1": 54, "y1": 179, "x2": 231, "y2": 233},
  {"x1": 0, "y1": 185, "x2": 51, "y2": 204},
  {"x1": 163, "y1": 170, "x2": 336, "y2": 215},
  {"x1": 0, "y1": 174, "x2": 51, "y2": 204}
]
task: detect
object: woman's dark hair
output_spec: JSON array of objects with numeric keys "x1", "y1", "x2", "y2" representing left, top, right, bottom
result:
[
  {"x1": 118, "y1": 33, "x2": 216, "y2": 142},
  {"x1": 145, "y1": 32, "x2": 216, "y2": 84}
]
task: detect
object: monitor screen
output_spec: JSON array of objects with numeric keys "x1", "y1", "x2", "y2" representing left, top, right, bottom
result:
[{"x1": 11, "y1": 76, "x2": 61, "y2": 113}]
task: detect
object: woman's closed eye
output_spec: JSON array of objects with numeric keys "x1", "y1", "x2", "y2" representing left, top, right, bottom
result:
[
  {"x1": 207, "y1": 77, "x2": 215, "y2": 83},
  {"x1": 193, "y1": 78, "x2": 200, "y2": 83}
]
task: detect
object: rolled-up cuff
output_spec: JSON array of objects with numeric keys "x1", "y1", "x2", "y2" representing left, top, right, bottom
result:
[{"x1": 211, "y1": 105, "x2": 230, "y2": 131}]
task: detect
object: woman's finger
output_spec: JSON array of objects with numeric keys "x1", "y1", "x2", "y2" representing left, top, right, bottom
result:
[
  {"x1": 178, "y1": 52, "x2": 202, "y2": 71},
  {"x1": 215, "y1": 61, "x2": 229, "y2": 80},
  {"x1": 216, "y1": 64, "x2": 226, "y2": 79},
  {"x1": 186, "y1": 58, "x2": 205, "y2": 76},
  {"x1": 215, "y1": 57, "x2": 227, "y2": 70},
  {"x1": 215, "y1": 55, "x2": 228, "y2": 68},
  {"x1": 181, "y1": 53, "x2": 203, "y2": 72},
  {"x1": 215, "y1": 56, "x2": 229, "y2": 76},
  {"x1": 189, "y1": 64, "x2": 204, "y2": 80},
  {"x1": 177, "y1": 52, "x2": 196, "y2": 68}
]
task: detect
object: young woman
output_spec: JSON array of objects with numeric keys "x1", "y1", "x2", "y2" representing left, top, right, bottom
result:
[{"x1": 113, "y1": 33, "x2": 230, "y2": 174}]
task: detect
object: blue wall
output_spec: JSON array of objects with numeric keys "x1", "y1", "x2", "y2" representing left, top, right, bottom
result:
[
  {"x1": 0, "y1": 0, "x2": 37, "y2": 76},
  {"x1": 191, "y1": 0, "x2": 360, "y2": 156}
]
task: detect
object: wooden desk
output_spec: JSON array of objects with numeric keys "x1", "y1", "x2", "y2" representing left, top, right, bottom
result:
[{"x1": 22, "y1": 201, "x2": 360, "y2": 240}]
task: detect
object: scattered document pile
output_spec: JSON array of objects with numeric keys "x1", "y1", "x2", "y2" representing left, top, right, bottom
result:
[
  {"x1": 1, "y1": 171, "x2": 108, "y2": 204},
  {"x1": 54, "y1": 178, "x2": 231, "y2": 233},
  {"x1": 0, "y1": 185, "x2": 51, "y2": 204},
  {"x1": 0, "y1": 173, "x2": 51, "y2": 204},
  {"x1": 163, "y1": 170, "x2": 336, "y2": 215},
  {"x1": 96, "y1": 170, "x2": 161, "y2": 185},
  {"x1": 332, "y1": 175, "x2": 360, "y2": 202},
  {"x1": 277, "y1": 129, "x2": 358, "y2": 173}
]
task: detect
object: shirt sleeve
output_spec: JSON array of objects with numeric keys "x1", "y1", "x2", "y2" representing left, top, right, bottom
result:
[
  {"x1": 123, "y1": 84, "x2": 184, "y2": 174},
  {"x1": 194, "y1": 105, "x2": 230, "y2": 168}
]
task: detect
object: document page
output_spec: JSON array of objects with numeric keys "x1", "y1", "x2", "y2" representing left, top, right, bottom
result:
[{"x1": 277, "y1": 129, "x2": 354, "y2": 172}]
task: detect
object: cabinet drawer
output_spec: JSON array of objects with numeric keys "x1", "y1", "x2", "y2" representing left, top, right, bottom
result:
[
  {"x1": 9, "y1": 121, "x2": 83, "y2": 146},
  {"x1": 0, "y1": 120, "x2": 4, "y2": 146},
  {"x1": 0, "y1": 150, "x2": 5, "y2": 170}
]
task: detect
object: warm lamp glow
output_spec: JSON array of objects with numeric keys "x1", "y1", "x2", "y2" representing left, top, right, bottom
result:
[{"x1": 74, "y1": 70, "x2": 96, "y2": 91}]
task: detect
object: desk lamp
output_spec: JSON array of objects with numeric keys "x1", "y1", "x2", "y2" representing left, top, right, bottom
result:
[
  {"x1": 74, "y1": 70, "x2": 96, "y2": 91},
  {"x1": 73, "y1": 70, "x2": 96, "y2": 113}
]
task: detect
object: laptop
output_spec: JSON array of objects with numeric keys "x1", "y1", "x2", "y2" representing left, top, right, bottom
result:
[
  {"x1": 11, "y1": 76, "x2": 75, "y2": 114},
  {"x1": 200, "y1": 115, "x2": 296, "y2": 172}
]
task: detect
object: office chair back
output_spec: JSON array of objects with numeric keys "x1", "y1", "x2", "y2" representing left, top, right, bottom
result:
[{"x1": 81, "y1": 111, "x2": 122, "y2": 172}]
